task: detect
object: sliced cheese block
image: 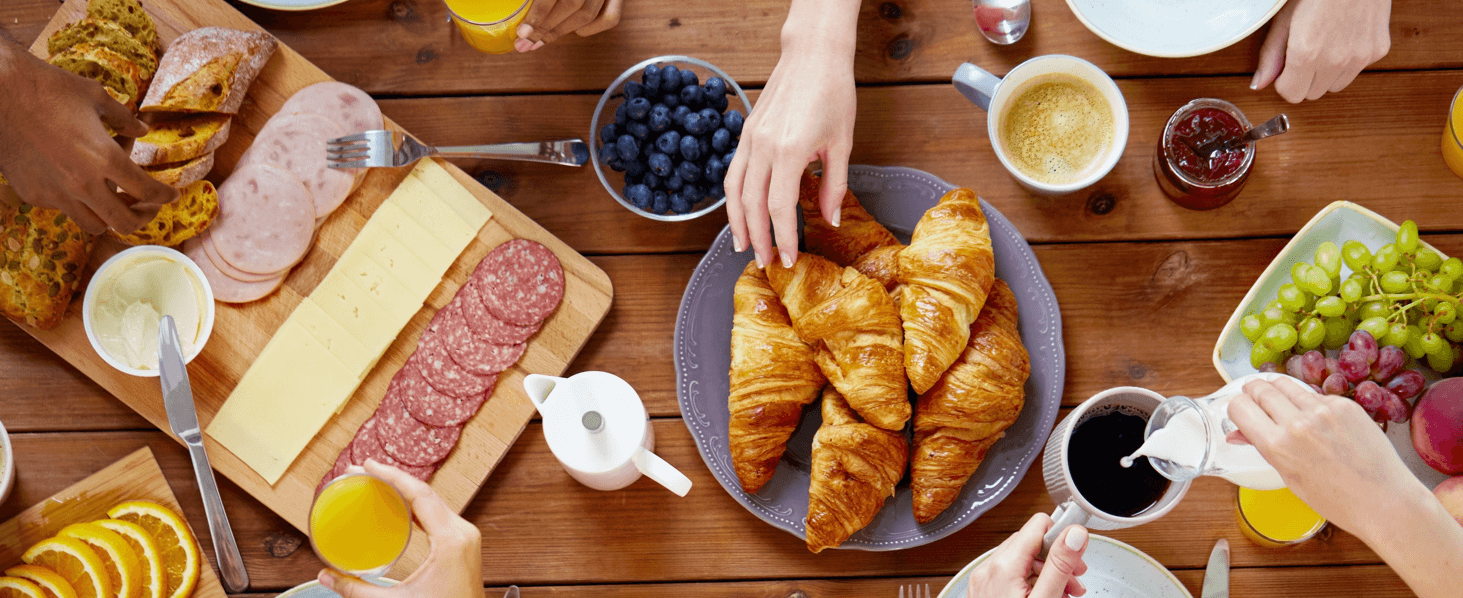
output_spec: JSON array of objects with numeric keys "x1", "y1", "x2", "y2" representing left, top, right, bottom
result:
[
  {"x1": 290, "y1": 297, "x2": 375, "y2": 376},
  {"x1": 360, "y1": 202, "x2": 457, "y2": 276},
  {"x1": 408, "y1": 160, "x2": 493, "y2": 229},
  {"x1": 386, "y1": 176, "x2": 477, "y2": 250},
  {"x1": 311, "y1": 271, "x2": 402, "y2": 352},
  {"x1": 351, "y1": 225, "x2": 440, "y2": 300},
  {"x1": 329, "y1": 248, "x2": 423, "y2": 323},
  {"x1": 206, "y1": 320, "x2": 360, "y2": 484}
]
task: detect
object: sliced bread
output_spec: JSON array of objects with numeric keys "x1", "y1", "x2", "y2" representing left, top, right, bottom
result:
[
  {"x1": 85, "y1": 0, "x2": 159, "y2": 52},
  {"x1": 113, "y1": 179, "x2": 218, "y2": 246},
  {"x1": 48, "y1": 42, "x2": 144, "y2": 110},
  {"x1": 0, "y1": 203, "x2": 94, "y2": 330},
  {"x1": 143, "y1": 152, "x2": 214, "y2": 187},
  {"x1": 141, "y1": 27, "x2": 278, "y2": 115},
  {"x1": 130, "y1": 113, "x2": 232, "y2": 165},
  {"x1": 47, "y1": 18, "x2": 157, "y2": 80}
]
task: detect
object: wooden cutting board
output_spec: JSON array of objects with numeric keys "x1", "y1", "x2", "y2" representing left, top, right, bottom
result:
[
  {"x1": 22, "y1": 0, "x2": 613, "y2": 576},
  {"x1": 0, "y1": 448, "x2": 227, "y2": 598}
]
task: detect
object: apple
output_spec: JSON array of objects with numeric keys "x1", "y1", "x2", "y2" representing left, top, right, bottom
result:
[
  {"x1": 1412, "y1": 378, "x2": 1463, "y2": 475},
  {"x1": 1435, "y1": 476, "x2": 1463, "y2": 527}
]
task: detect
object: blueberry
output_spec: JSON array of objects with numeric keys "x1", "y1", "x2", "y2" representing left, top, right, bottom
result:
[
  {"x1": 676, "y1": 159, "x2": 701, "y2": 182},
  {"x1": 679, "y1": 84, "x2": 705, "y2": 109},
  {"x1": 708, "y1": 93, "x2": 728, "y2": 112},
  {"x1": 642, "y1": 64, "x2": 662, "y2": 90},
  {"x1": 682, "y1": 183, "x2": 706, "y2": 204},
  {"x1": 679, "y1": 69, "x2": 698, "y2": 89},
  {"x1": 651, "y1": 190, "x2": 671, "y2": 213},
  {"x1": 655, "y1": 130, "x2": 681, "y2": 154},
  {"x1": 627, "y1": 97, "x2": 652, "y2": 121},
  {"x1": 660, "y1": 93, "x2": 680, "y2": 108},
  {"x1": 683, "y1": 112, "x2": 706, "y2": 135},
  {"x1": 672, "y1": 105, "x2": 692, "y2": 127},
  {"x1": 625, "y1": 81, "x2": 644, "y2": 100},
  {"x1": 665, "y1": 174, "x2": 684, "y2": 191},
  {"x1": 723, "y1": 109, "x2": 745, "y2": 135},
  {"x1": 704, "y1": 156, "x2": 726, "y2": 183},
  {"x1": 679, "y1": 135, "x2": 701, "y2": 161},
  {"x1": 622, "y1": 158, "x2": 645, "y2": 178},
  {"x1": 660, "y1": 65, "x2": 681, "y2": 93},
  {"x1": 670, "y1": 193, "x2": 691, "y2": 214},
  {"x1": 724, "y1": 149, "x2": 736, "y2": 165},
  {"x1": 614, "y1": 103, "x2": 628, "y2": 126},
  {"x1": 597, "y1": 142, "x2": 617, "y2": 162},
  {"x1": 698, "y1": 108, "x2": 722, "y2": 132},
  {"x1": 648, "y1": 152, "x2": 674, "y2": 177},
  {"x1": 643, "y1": 172, "x2": 662, "y2": 189},
  {"x1": 616, "y1": 134, "x2": 639, "y2": 161},
  {"x1": 599, "y1": 123, "x2": 619, "y2": 145},
  {"x1": 709, "y1": 183, "x2": 725, "y2": 199},
  {"x1": 697, "y1": 136, "x2": 711, "y2": 160},
  {"x1": 705, "y1": 76, "x2": 727, "y2": 98},
  {"x1": 625, "y1": 184, "x2": 652, "y2": 208},
  {"x1": 711, "y1": 128, "x2": 732, "y2": 153},
  {"x1": 607, "y1": 157, "x2": 625, "y2": 172},
  {"x1": 626, "y1": 121, "x2": 650, "y2": 141},
  {"x1": 648, "y1": 106, "x2": 672, "y2": 133}
]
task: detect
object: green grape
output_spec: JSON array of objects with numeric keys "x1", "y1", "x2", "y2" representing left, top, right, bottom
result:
[
  {"x1": 1429, "y1": 274, "x2": 1453, "y2": 294},
  {"x1": 1358, "y1": 316, "x2": 1391, "y2": 340},
  {"x1": 1417, "y1": 249, "x2": 1443, "y2": 272},
  {"x1": 1425, "y1": 298, "x2": 1440, "y2": 313},
  {"x1": 1240, "y1": 314, "x2": 1265, "y2": 341},
  {"x1": 1342, "y1": 241, "x2": 1373, "y2": 272},
  {"x1": 1301, "y1": 268, "x2": 1333, "y2": 295},
  {"x1": 1340, "y1": 279, "x2": 1364, "y2": 304},
  {"x1": 1428, "y1": 346, "x2": 1455, "y2": 373},
  {"x1": 1297, "y1": 318, "x2": 1326, "y2": 350},
  {"x1": 1314, "y1": 241, "x2": 1342, "y2": 277},
  {"x1": 1404, "y1": 326, "x2": 1427, "y2": 359},
  {"x1": 1260, "y1": 306, "x2": 1287, "y2": 329},
  {"x1": 1422, "y1": 331, "x2": 1448, "y2": 357},
  {"x1": 1441, "y1": 257, "x2": 1463, "y2": 280},
  {"x1": 1265, "y1": 299, "x2": 1284, "y2": 312},
  {"x1": 1291, "y1": 262, "x2": 1312, "y2": 287},
  {"x1": 1277, "y1": 284, "x2": 1308, "y2": 311},
  {"x1": 1436, "y1": 302, "x2": 1457, "y2": 325},
  {"x1": 1385, "y1": 322, "x2": 1411, "y2": 347},
  {"x1": 1323, "y1": 317, "x2": 1353, "y2": 350},
  {"x1": 1446, "y1": 321, "x2": 1463, "y2": 343},
  {"x1": 1262, "y1": 323, "x2": 1299, "y2": 352},
  {"x1": 1381, "y1": 270, "x2": 1411, "y2": 294},
  {"x1": 1373, "y1": 244, "x2": 1402, "y2": 272},
  {"x1": 1359, "y1": 301, "x2": 1391, "y2": 321},
  {"x1": 1397, "y1": 220, "x2": 1420, "y2": 253},
  {"x1": 1250, "y1": 343, "x2": 1280, "y2": 369},
  {"x1": 1315, "y1": 296, "x2": 1346, "y2": 317}
]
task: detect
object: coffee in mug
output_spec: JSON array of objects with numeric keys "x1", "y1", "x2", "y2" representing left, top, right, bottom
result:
[
  {"x1": 1067, "y1": 407, "x2": 1171, "y2": 517},
  {"x1": 999, "y1": 74, "x2": 1116, "y2": 187}
]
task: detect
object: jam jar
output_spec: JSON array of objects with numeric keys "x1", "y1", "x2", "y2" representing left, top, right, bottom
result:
[{"x1": 1154, "y1": 99, "x2": 1255, "y2": 210}]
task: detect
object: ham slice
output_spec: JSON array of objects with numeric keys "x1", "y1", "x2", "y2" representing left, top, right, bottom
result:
[
  {"x1": 238, "y1": 112, "x2": 357, "y2": 217},
  {"x1": 210, "y1": 163, "x2": 315, "y2": 275}
]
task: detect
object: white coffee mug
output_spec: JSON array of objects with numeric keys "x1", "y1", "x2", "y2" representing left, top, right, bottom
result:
[
  {"x1": 524, "y1": 371, "x2": 692, "y2": 497},
  {"x1": 952, "y1": 55, "x2": 1130, "y2": 195},
  {"x1": 1040, "y1": 386, "x2": 1191, "y2": 554}
]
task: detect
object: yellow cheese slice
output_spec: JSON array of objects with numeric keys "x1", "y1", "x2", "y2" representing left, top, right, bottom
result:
[
  {"x1": 360, "y1": 202, "x2": 457, "y2": 275},
  {"x1": 206, "y1": 320, "x2": 360, "y2": 485},
  {"x1": 386, "y1": 176, "x2": 478, "y2": 250},
  {"x1": 409, "y1": 160, "x2": 493, "y2": 230},
  {"x1": 310, "y1": 272, "x2": 402, "y2": 352},
  {"x1": 290, "y1": 298, "x2": 374, "y2": 377},
  {"x1": 351, "y1": 225, "x2": 440, "y2": 301},
  {"x1": 329, "y1": 248, "x2": 424, "y2": 323}
]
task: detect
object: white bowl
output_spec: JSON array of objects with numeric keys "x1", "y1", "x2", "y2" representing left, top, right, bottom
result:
[
  {"x1": 1064, "y1": 0, "x2": 1287, "y2": 58},
  {"x1": 82, "y1": 245, "x2": 216, "y2": 377},
  {"x1": 0, "y1": 419, "x2": 14, "y2": 506}
]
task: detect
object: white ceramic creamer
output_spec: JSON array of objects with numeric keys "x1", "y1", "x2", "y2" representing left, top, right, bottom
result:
[{"x1": 524, "y1": 371, "x2": 692, "y2": 496}]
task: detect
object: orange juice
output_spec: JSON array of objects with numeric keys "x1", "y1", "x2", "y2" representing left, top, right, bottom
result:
[
  {"x1": 1444, "y1": 86, "x2": 1463, "y2": 179},
  {"x1": 1236, "y1": 486, "x2": 1326, "y2": 547},
  {"x1": 444, "y1": 0, "x2": 532, "y2": 54},
  {"x1": 309, "y1": 474, "x2": 411, "y2": 574}
]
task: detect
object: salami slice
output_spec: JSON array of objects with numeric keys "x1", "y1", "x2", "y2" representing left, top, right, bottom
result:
[
  {"x1": 280, "y1": 81, "x2": 385, "y2": 137},
  {"x1": 238, "y1": 113, "x2": 357, "y2": 217},
  {"x1": 200, "y1": 231, "x2": 286, "y2": 283},
  {"x1": 377, "y1": 389, "x2": 462, "y2": 466},
  {"x1": 411, "y1": 334, "x2": 494, "y2": 399},
  {"x1": 211, "y1": 163, "x2": 315, "y2": 275},
  {"x1": 316, "y1": 448, "x2": 353, "y2": 495},
  {"x1": 348, "y1": 415, "x2": 437, "y2": 479},
  {"x1": 432, "y1": 300, "x2": 526, "y2": 376},
  {"x1": 473, "y1": 239, "x2": 565, "y2": 326},
  {"x1": 182, "y1": 236, "x2": 283, "y2": 304},
  {"x1": 392, "y1": 362, "x2": 491, "y2": 427},
  {"x1": 458, "y1": 278, "x2": 541, "y2": 345}
]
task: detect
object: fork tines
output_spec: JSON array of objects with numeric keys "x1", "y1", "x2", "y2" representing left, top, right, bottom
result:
[
  {"x1": 326, "y1": 129, "x2": 394, "y2": 170},
  {"x1": 898, "y1": 583, "x2": 931, "y2": 598}
]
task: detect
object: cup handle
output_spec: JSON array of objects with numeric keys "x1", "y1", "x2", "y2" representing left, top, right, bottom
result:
[
  {"x1": 633, "y1": 447, "x2": 693, "y2": 497},
  {"x1": 1040, "y1": 500, "x2": 1091, "y2": 560},
  {"x1": 953, "y1": 62, "x2": 1002, "y2": 111}
]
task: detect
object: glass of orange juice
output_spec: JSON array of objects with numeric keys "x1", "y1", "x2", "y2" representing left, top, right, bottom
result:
[
  {"x1": 1443, "y1": 85, "x2": 1463, "y2": 179},
  {"x1": 1235, "y1": 486, "x2": 1327, "y2": 547},
  {"x1": 310, "y1": 473, "x2": 413, "y2": 577},
  {"x1": 444, "y1": 0, "x2": 533, "y2": 55}
]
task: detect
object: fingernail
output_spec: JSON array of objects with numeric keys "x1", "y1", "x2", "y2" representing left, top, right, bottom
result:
[
  {"x1": 363, "y1": 458, "x2": 379, "y2": 468},
  {"x1": 530, "y1": 40, "x2": 544, "y2": 51},
  {"x1": 830, "y1": 211, "x2": 840, "y2": 228},
  {"x1": 1065, "y1": 526, "x2": 1088, "y2": 551},
  {"x1": 514, "y1": 38, "x2": 533, "y2": 53},
  {"x1": 318, "y1": 571, "x2": 335, "y2": 590},
  {"x1": 755, "y1": 251, "x2": 767, "y2": 268},
  {"x1": 733, "y1": 236, "x2": 746, "y2": 252},
  {"x1": 517, "y1": 24, "x2": 533, "y2": 38},
  {"x1": 781, "y1": 252, "x2": 795, "y2": 269},
  {"x1": 1075, "y1": 579, "x2": 1087, "y2": 595}
]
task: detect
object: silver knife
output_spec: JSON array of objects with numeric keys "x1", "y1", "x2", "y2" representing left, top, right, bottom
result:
[
  {"x1": 1200, "y1": 538, "x2": 1230, "y2": 598},
  {"x1": 159, "y1": 316, "x2": 250, "y2": 593}
]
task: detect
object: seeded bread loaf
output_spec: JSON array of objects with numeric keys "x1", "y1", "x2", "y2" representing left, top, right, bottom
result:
[
  {"x1": 113, "y1": 180, "x2": 218, "y2": 246},
  {"x1": 48, "y1": 18, "x2": 157, "y2": 80},
  {"x1": 85, "y1": 0, "x2": 159, "y2": 52},
  {"x1": 0, "y1": 204, "x2": 94, "y2": 330},
  {"x1": 143, "y1": 153, "x2": 214, "y2": 187},
  {"x1": 140, "y1": 27, "x2": 278, "y2": 115},
  {"x1": 129, "y1": 113, "x2": 232, "y2": 166},
  {"x1": 48, "y1": 43, "x2": 145, "y2": 110}
]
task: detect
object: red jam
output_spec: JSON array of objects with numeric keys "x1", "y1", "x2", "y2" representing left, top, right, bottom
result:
[
  {"x1": 1154, "y1": 99, "x2": 1255, "y2": 210},
  {"x1": 1166, "y1": 108, "x2": 1246, "y2": 182}
]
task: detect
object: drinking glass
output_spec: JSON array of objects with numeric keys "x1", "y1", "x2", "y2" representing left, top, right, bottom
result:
[
  {"x1": 309, "y1": 472, "x2": 413, "y2": 579},
  {"x1": 1444, "y1": 86, "x2": 1463, "y2": 179},
  {"x1": 445, "y1": 0, "x2": 532, "y2": 55}
]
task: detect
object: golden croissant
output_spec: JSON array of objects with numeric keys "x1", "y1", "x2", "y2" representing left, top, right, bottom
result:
[
  {"x1": 728, "y1": 262, "x2": 827, "y2": 493},
  {"x1": 851, "y1": 244, "x2": 905, "y2": 297},
  {"x1": 898, "y1": 188, "x2": 996, "y2": 394},
  {"x1": 766, "y1": 252, "x2": 910, "y2": 431},
  {"x1": 911, "y1": 280, "x2": 1028, "y2": 523},
  {"x1": 806, "y1": 386, "x2": 909, "y2": 553},
  {"x1": 798, "y1": 170, "x2": 901, "y2": 267}
]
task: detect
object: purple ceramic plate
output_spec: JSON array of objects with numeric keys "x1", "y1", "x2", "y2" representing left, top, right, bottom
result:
[{"x1": 674, "y1": 165, "x2": 1064, "y2": 550}]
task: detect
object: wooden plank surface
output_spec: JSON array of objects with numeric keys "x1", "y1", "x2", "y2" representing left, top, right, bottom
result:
[{"x1": 0, "y1": 447, "x2": 228, "y2": 598}]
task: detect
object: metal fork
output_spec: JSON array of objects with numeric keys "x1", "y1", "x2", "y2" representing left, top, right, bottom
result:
[
  {"x1": 898, "y1": 583, "x2": 931, "y2": 598},
  {"x1": 327, "y1": 130, "x2": 589, "y2": 169}
]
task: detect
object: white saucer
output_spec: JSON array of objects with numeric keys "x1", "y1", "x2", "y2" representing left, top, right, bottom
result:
[
  {"x1": 235, "y1": 0, "x2": 351, "y2": 11},
  {"x1": 937, "y1": 534, "x2": 1193, "y2": 598},
  {"x1": 277, "y1": 578, "x2": 397, "y2": 597},
  {"x1": 1065, "y1": 0, "x2": 1287, "y2": 58}
]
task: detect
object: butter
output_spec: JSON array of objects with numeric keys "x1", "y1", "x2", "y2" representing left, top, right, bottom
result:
[{"x1": 91, "y1": 254, "x2": 208, "y2": 371}]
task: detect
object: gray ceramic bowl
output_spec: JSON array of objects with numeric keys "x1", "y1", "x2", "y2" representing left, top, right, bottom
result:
[{"x1": 674, "y1": 165, "x2": 1065, "y2": 550}]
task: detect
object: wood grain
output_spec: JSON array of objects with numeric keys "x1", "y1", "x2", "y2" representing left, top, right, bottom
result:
[{"x1": 0, "y1": 447, "x2": 227, "y2": 598}]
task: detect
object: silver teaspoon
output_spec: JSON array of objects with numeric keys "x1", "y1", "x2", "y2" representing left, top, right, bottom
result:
[{"x1": 1197, "y1": 114, "x2": 1290, "y2": 158}]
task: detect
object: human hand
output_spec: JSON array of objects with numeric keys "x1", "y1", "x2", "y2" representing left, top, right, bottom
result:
[
  {"x1": 0, "y1": 43, "x2": 175, "y2": 234},
  {"x1": 967, "y1": 513, "x2": 1089, "y2": 598},
  {"x1": 1250, "y1": 0, "x2": 1391, "y2": 103},
  {"x1": 318, "y1": 460, "x2": 482, "y2": 598},
  {"x1": 513, "y1": 0, "x2": 623, "y2": 52}
]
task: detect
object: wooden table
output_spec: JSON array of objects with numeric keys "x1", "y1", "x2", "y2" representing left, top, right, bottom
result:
[{"x1": 4, "y1": 0, "x2": 1460, "y2": 595}]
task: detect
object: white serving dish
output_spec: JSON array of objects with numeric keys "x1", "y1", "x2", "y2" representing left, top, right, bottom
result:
[
  {"x1": 82, "y1": 245, "x2": 216, "y2": 377},
  {"x1": 1064, "y1": 0, "x2": 1286, "y2": 58},
  {"x1": 1212, "y1": 200, "x2": 1450, "y2": 489},
  {"x1": 235, "y1": 0, "x2": 351, "y2": 10},
  {"x1": 937, "y1": 534, "x2": 1191, "y2": 598},
  {"x1": 0, "y1": 419, "x2": 14, "y2": 506}
]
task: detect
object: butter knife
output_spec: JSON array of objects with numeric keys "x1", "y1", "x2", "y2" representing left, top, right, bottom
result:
[
  {"x1": 1200, "y1": 538, "x2": 1229, "y2": 598},
  {"x1": 159, "y1": 316, "x2": 249, "y2": 593}
]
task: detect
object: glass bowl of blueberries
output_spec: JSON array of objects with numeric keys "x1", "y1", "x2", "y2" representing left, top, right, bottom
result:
[{"x1": 591, "y1": 55, "x2": 751, "y2": 221}]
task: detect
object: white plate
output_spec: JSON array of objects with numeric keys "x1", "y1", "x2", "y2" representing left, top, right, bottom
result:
[
  {"x1": 235, "y1": 0, "x2": 351, "y2": 11},
  {"x1": 276, "y1": 578, "x2": 397, "y2": 597},
  {"x1": 1064, "y1": 0, "x2": 1287, "y2": 58},
  {"x1": 937, "y1": 534, "x2": 1192, "y2": 598},
  {"x1": 1212, "y1": 200, "x2": 1451, "y2": 490}
]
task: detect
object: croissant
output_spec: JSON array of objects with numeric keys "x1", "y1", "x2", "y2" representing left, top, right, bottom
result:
[
  {"x1": 911, "y1": 280, "x2": 1029, "y2": 523},
  {"x1": 898, "y1": 188, "x2": 996, "y2": 394},
  {"x1": 851, "y1": 244, "x2": 905, "y2": 296},
  {"x1": 806, "y1": 386, "x2": 909, "y2": 553},
  {"x1": 766, "y1": 252, "x2": 910, "y2": 430},
  {"x1": 798, "y1": 170, "x2": 900, "y2": 267},
  {"x1": 728, "y1": 262, "x2": 827, "y2": 493}
]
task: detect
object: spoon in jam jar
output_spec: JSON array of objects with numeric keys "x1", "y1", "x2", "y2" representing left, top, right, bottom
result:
[{"x1": 1196, "y1": 114, "x2": 1290, "y2": 159}]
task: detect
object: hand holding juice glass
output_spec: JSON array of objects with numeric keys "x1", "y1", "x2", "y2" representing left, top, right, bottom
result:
[
  {"x1": 310, "y1": 472, "x2": 412, "y2": 577},
  {"x1": 1444, "y1": 85, "x2": 1463, "y2": 179},
  {"x1": 444, "y1": 0, "x2": 532, "y2": 54}
]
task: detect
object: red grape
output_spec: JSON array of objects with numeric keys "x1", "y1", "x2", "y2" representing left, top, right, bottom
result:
[
  {"x1": 1284, "y1": 354, "x2": 1305, "y2": 379},
  {"x1": 1348, "y1": 330, "x2": 1379, "y2": 365},
  {"x1": 1322, "y1": 373, "x2": 1352, "y2": 396},
  {"x1": 1385, "y1": 369, "x2": 1426, "y2": 400},
  {"x1": 1300, "y1": 350, "x2": 1327, "y2": 385},
  {"x1": 1378, "y1": 387, "x2": 1410, "y2": 423},
  {"x1": 1309, "y1": 383, "x2": 1324, "y2": 394},
  {"x1": 1258, "y1": 362, "x2": 1280, "y2": 374},
  {"x1": 1354, "y1": 380, "x2": 1387, "y2": 414},
  {"x1": 1324, "y1": 357, "x2": 1341, "y2": 379},
  {"x1": 1338, "y1": 352, "x2": 1371, "y2": 384},
  {"x1": 1373, "y1": 346, "x2": 1406, "y2": 381}
]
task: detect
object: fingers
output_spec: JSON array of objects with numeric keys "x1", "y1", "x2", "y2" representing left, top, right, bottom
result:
[
  {"x1": 767, "y1": 159, "x2": 803, "y2": 268},
  {"x1": 818, "y1": 147, "x2": 850, "y2": 228},
  {"x1": 1007, "y1": 512, "x2": 1054, "y2": 561},
  {"x1": 60, "y1": 196, "x2": 108, "y2": 235},
  {"x1": 1228, "y1": 391, "x2": 1280, "y2": 448},
  {"x1": 93, "y1": 86, "x2": 148, "y2": 138},
  {"x1": 1031, "y1": 526, "x2": 1089, "y2": 598},
  {"x1": 1271, "y1": 376, "x2": 1322, "y2": 409},
  {"x1": 520, "y1": 0, "x2": 585, "y2": 43},
  {"x1": 108, "y1": 154, "x2": 179, "y2": 207},
  {"x1": 516, "y1": 0, "x2": 558, "y2": 41},
  {"x1": 317, "y1": 570, "x2": 394, "y2": 598},
  {"x1": 575, "y1": 0, "x2": 622, "y2": 36},
  {"x1": 740, "y1": 154, "x2": 775, "y2": 268},
  {"x1": 1273, "y1": 60, "x2": 1314, "y2": 104},
  {"x1": 1248, "y1": 378, "x2": 1302, "y2": 422},
  {"x1": 1250, "y1": 3, "x2": 1293, "y2": 91},
  {"x1": 363, "y1": 459, "x2": 462, "y2": 536},
  {"x1": 539, "y1": 0, "x2": 603, "y2": 43},
  {"x1": 723, "y1": 139, "x2": 751, "y2": 253}
]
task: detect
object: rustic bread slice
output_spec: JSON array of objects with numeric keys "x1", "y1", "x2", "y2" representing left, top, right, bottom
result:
[
  {"x1": 142, "y1": 153, "x2": 214, "y2": 187},
  {"x1": 0, "y1": 203, "x2": 94, "y2": 330},
  {"x1": 141, "y1": 27, "x2": 278, "y2": 115},
  {"x1": 113, "y1": 179, "x2": 218, "y2": 246},
  {"x1": 47, "y1": 18, "x2": 157, "y2": 80},
  {"x1": 85, "y1": 0, "x2": 159, "y2": 52},
  {"x1": 48, "y1": 42, "x2": 144, "y2": 110},
  {"x1": 130, "y1": 113, "x2": 232, "y2": 166}
]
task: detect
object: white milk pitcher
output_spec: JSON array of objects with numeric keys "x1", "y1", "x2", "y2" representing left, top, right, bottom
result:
[{"x1": 524, "y1": 371, "x2": 692, "y2": 497}]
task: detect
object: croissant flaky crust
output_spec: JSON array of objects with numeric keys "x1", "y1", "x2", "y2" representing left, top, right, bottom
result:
[
  {"x1": 729, "y1": 262, "x2": 827, "y2": 493},
  {"x1": 806, "y1": 386, "x2": 909, "y2": 553},
  {"x1": 897, "y1": 188, "x2": 996, "y2": 394},
  {"x1": 911, "y1": 280, "x2": 1029, "y2": 523},
  {"x1": 798, "y1": 171, "x2": 901, "y2": 267},
  {"x1": 767, "y1": 252, "x2": 910, "y2": 431}
]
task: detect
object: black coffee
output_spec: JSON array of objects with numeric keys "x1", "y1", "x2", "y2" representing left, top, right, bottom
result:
[{"x1": 1068, "y1": 410, "x2": 1171, "y2": 517}]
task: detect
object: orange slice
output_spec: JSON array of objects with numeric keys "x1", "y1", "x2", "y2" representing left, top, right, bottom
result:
[
  {"x1": 106, "y1": 502, "x2": 197, "y2": 598},
  {"x1": 58, "y1": 523, "x2": 140, "y2": 598},
  {"x1": 21, "y1": 537, "x2": 111, "y2": 598},
  {"x1": 5, "y1": 565, "x2": 79, "y2": 598},
  {"x1": 0, "y1": 577, "x2": 46, "y2": 598},
  {"x1": 92, "y1": 521, "x2": 165, "y2": 598}
]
